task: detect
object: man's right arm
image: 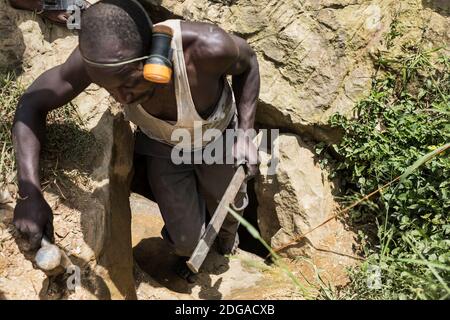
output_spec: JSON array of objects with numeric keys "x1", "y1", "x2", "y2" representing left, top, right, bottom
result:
[{"x1": 12, "y1": 48, "x2": 91, "y2": 249}]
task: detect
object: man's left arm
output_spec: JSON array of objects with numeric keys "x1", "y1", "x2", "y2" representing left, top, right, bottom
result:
[
  {"x1": 200, "y1": 25, "x2": 260, "y2": 175},
  {"x1": 200, "y1": 27, "x2": 261, "y2": 176},
  {"x1": 199, "y1": 25, "x2": 260, "y2": 131},
  {"x1": 226, "y1": 35, "x2": 260, "y2": 176},
  {"x1": 225, "y1": 34, "x2": 260, "y2": 132}
]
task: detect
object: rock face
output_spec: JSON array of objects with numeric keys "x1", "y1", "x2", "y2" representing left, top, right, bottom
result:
[
  {"x1": 0, "y1": 1, "x2": 136, "y2": 299},
  {"x1": 145, "y1": 0, "x2": 449, "y2": 142},
  {"x1": 255, "y1": 134, "x2": 357, "y2": 285},
  {"x1": 256, "y1": 134, "x2": 335, "y2": 245}
]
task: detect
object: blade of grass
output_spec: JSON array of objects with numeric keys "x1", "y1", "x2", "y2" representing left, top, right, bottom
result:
[
  {"x1": 403, "y1": 235, "x2": 450, "y2": 295},
  {"x1": 399, "y1": 143, "x2": 450, "y2": 183},
  {"x1": 225, "y1": 205, "x2": 314, "y2": 299},
  {"x1": 384, "y1": 256, "x2": 450, "y2": 272},
  {"x1": 0, "y1": 142, "x2": 6, "y2": 178}
]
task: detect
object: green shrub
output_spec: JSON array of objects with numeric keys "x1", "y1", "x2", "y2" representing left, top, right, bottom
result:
[{"x1": 318, "y1": 47, "x2": 449, "y2": 299}]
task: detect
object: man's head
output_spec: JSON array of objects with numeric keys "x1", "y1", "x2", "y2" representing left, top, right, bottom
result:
[{"x1": 79, "y1": 0, "x2": 155, "y2": 104}]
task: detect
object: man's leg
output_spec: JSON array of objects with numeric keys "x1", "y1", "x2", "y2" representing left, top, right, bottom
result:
[
  {"x1": 146, "y1": 156, "x2": 206, "y2": 258},
  {"x1": 195, "y1": 163, "x2": 246, "y2": 255}
]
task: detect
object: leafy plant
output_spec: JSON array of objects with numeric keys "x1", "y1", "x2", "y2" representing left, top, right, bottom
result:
[{"x1": 318, "y1": 47, "x2": 449, "y2": 299}]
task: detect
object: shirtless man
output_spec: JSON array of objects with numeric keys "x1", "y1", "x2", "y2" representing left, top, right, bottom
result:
[{"x1": 12, "y1": 0, "x2": 260, "y2": 281}]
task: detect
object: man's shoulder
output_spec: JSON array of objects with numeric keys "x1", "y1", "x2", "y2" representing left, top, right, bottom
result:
[{"x1": 179, "y1": 21, "x2": 238, "y2": 72}]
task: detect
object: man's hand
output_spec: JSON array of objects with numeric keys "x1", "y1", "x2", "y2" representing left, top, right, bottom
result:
[
  {"x1": 13, "y1": 194, "x2": 54, "y2": 250},
  {"x1": 232, "y1": 133, "x2": 259, "y2": 178}
]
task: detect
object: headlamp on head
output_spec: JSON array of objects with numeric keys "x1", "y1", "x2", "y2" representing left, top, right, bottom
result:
[{"x1": 143, "y1": 25, "x2": 174, "y2": 84}]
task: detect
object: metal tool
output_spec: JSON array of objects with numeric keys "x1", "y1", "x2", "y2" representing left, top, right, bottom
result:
[{"x1": 186, "y1": 165, "x2": 248, "y2": 273}]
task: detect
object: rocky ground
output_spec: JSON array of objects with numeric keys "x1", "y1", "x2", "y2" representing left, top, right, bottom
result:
[
  {"x1": 1, "y1": 192, "x2": 306, "y2": 300},
  {"x1": 130, "y1": 193, "x2": 304, "y2": 300}
]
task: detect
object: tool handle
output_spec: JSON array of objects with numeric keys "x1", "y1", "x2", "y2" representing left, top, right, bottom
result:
[
  {"x1": 186, "y1": 239, "x2": 210, "y2": 273},
  {"x1": 187, "y1": 166, "x2": 246, "y2": 273}
]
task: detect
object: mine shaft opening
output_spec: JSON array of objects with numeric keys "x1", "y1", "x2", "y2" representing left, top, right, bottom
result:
[
  {"x1": 237, "y1": 179, "x2": 269, "y2": 257},
  {"x1": 130, "y1": 153, "x2": 269, "y2": 260}
]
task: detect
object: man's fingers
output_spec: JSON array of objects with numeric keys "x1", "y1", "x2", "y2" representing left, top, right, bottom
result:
[
  {"x1": 44, "y1": 220, "x2": 55, "y2": 243},
  {"x1": 13, "y1": 221, "x2": 28, "y2": 237},
  {"x1": 28, "y1": 230, "x2": 44, "y2": 251},
  {"x1": 12, "y1": 217, "x2": 22, "y2": 231},
  {"x1": 13, "y1": 219, "x2": 44, "y2": 250},
  {"x1": 248, "y1": 149, "x2": 259, "y2": 165},
  {"x1": 247, "y1": 165, "x2": 258, "y2": 180},
  {"x1": 244, "y1": 163, "x2": 258, "y2": 180},
  {"x1": 13, "y1": 219, "x2": 30, "y2": 235}
]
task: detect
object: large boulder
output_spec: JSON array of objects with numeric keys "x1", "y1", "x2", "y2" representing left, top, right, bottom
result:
[{"x1": 256, "y1": 134, "x2": 358, "y2": 285}]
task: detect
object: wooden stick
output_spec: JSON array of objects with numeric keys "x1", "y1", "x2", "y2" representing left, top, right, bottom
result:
[{"x1": 187, "y1": 166, "x2": 246, "y2": 273}]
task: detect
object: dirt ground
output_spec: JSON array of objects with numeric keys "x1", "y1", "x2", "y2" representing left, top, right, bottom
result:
[
  {"x1": 130, "y1": 193, "x2": 309, "y2": 300},
  {"x1": 0, "y1": 190, "x2": 307, "y2": 300}
]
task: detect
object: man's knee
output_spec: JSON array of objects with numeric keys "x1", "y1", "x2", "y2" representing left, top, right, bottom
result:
[
  {"x1": 162, "y1": 227, "x2": 201, "y2": 257},
  {"x1": 172, "y1": 238, "x2": 198, "y2": 257},
  {"x1": 173, "y1": 244, "x2": 195, "y2": 257}
]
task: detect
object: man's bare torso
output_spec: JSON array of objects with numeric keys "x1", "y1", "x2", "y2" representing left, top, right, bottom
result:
[{"x1": 138, "y1": 21, "x2": 225, "y2": 122}]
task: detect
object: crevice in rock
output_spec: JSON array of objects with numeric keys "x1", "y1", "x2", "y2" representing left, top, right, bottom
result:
[
  {"x1": 238, "y1": 179, "x2": 269, "y2": 257},
  {"x1": 256, "y1": 100, "x2": 344, "y2": 144},
  {"x1": 260, "y1": 52, "x2": 286, "y2": 68},
  {"x1": 321, "y1": 3, "x2": 352, "y2": 10},
  {"x1": 231, "y1": 29, "x2": 264, "y2": 40},
  {"x1": 421, "y1": 0, "x2": 450, "y2": 16}
]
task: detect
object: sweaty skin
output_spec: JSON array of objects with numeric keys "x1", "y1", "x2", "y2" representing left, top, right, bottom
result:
[{"x1": 12, "y1": 21, "x2": 260, "y2": 249}]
